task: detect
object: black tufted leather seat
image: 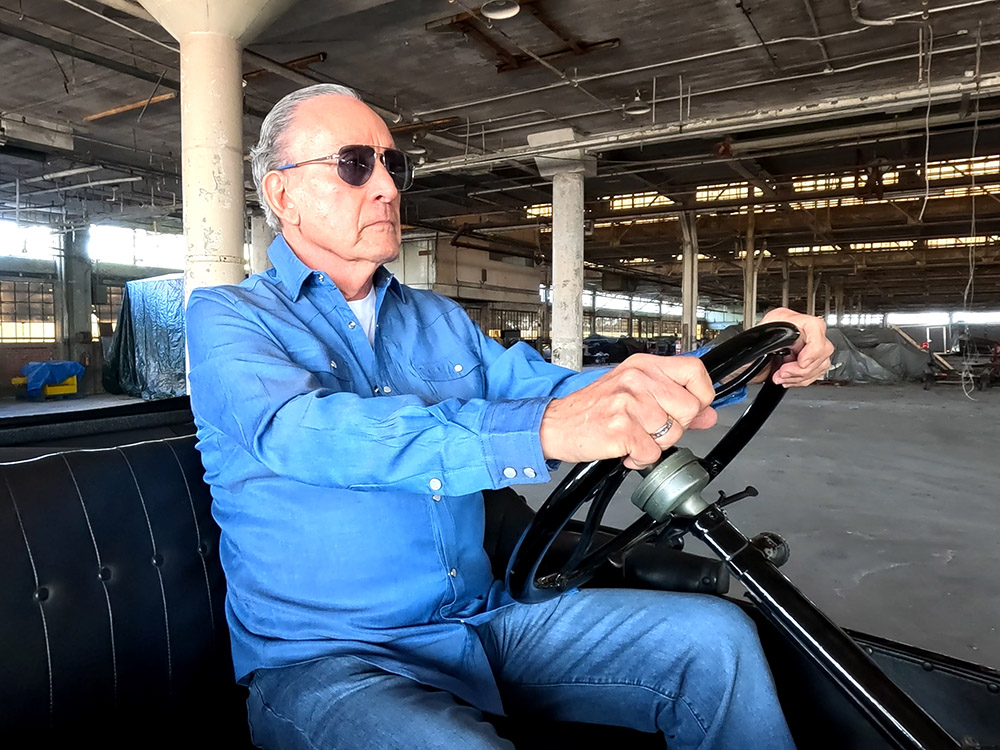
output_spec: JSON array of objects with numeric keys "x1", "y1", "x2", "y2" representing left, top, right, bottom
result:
[
  {"x1": 0, "y1": 436, "x2": 247, "y2": 747},
  {"x1": 0, "y1": 435, "x2": 660, "y2": 748}
]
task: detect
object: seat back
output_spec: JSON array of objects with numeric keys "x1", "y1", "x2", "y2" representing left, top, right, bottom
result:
[{"x1": 0, "y1": 435, "x2": 247, "y2": 745}]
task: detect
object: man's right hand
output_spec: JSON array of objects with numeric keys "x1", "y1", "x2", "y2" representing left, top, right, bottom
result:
[{"x1": 539, "y1": 354, "x2": 717, "y2": 471}]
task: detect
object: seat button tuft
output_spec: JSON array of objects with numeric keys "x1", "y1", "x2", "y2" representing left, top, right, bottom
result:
[
  {"x1": 98, "y1": 566, "x2": 112, "y2": 581},
  {"x1": 198, "y1": 542, "x2": 210, "y2": 557},
  {"x1": 151, "y1": 554, "x2": 164, "y2": 567},
  {"x1": 33, "y1": 587, "x2": 48, "y2": 603}
]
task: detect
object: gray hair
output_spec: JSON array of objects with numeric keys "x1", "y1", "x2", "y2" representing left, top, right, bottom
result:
[{"x1": 250, "y1": 83, "x2": 362, "y2": 232}]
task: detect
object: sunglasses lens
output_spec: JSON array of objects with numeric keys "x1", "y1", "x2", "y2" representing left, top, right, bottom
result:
[
  {"x1": 383, "y1": 149, "x2": 414, "y2": 191},
  {"x1": 336, "y1": 145, "x2": 376, "y2": 187}
]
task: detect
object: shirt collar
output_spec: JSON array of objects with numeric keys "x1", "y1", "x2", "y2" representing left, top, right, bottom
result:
[{"x1": 267, "y1": 233, "x2": 404, "y2": 302}]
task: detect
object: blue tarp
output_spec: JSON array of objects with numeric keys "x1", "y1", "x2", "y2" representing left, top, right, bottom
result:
[{"x1": 21, "y1": 360, "x2": 85, "y2": 395}]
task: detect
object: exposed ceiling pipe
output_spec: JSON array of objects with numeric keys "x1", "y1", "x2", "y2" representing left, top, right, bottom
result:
[
  {"x1": 25, "y1": 176, "x2": 144, "y2": 198},
  {"x1": 849, "y1": 0, "x2": 895, "y2": 26},
  {"x1": 801, "y1": 0, "x2": 834, "y2": 71},
  {"x1": 418, "y1": 67, "x2": 1000, "y2": 176},
  {"x1": 0, "y1": 166, "x2": 102, "y2": 190}
]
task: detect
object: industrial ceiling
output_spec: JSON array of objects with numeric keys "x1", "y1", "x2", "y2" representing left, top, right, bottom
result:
[{"x1": 1, "y1": 0, "x2": 999, "y2": 311}]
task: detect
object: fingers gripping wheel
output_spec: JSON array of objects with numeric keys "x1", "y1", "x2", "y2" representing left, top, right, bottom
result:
[{"x1": 506, "y1": 323, "x2": 801, "y2": 604}]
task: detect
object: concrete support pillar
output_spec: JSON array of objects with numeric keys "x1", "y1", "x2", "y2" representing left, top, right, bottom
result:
[
  {"x1": 138, "y1": 0, "x2": 297, "y2": 301},
  {"x1": 781, "y1": 257, "x2": 790, "y2": 309},
  {"x1": 742, "y1": 210, "x2": 757, "y2": 328},
  {"x1": 590, "y1": 293, "x2": 597, "y2": 337},
  {"x1": 249, "y1": 213, "x2": 274, "y2": 275},
  {"x1": 679, "y1": 211, "x2": 699, "y2": 353},
  {"x1": 824, "y1": 283, "x2": 831, "y2": 320},
  {"x1": 628, "y1": 296, "x2": 634, "y2": 339},
  {"x1": 178, "y1": 31, "x2": 245, "y2": 297},
  {"x1": 62, "y1": 227, "x2": 93, "y2": 364},
  {"x1": 834, "y1": 277, "x2": 845, "y2": 326},
  {"x1": 550, "y1": 170, "x2": 585, "y2": 370},
  {"x1": 806, "y1": 262, "x2": 816, "y2": 317}
]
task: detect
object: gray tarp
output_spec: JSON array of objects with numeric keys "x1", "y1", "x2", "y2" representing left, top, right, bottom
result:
[
  {"x1": 827, "y1": 327, "x2": 928, "y2": 383},
  {"x1": 102, "y1": 274, "x2": 186, "y2": 400}
]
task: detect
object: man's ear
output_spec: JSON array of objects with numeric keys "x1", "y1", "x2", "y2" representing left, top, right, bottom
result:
[{"x1": 261, "y1": 171, "x2": 300, "y2": 227}]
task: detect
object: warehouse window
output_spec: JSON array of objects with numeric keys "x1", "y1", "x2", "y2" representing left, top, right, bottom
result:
[
  {"x1": 91, "y1": 282, "x2": 125, "y2": 338},
  {"x1": 88, "y1": 224, "x2": 185, "y2": 268},
  {"x1": 605, "y1": 191, "x2": 675, "y2": 211},
  {"x1": 925, "y1": 155, "x2": 1000, "y2": 181},
  {"x1": 695, "y1": 182, "x2": 762, "y2": 203},
  {"x1": 0, "y1": 277, "x2": 56, "y2": 342},
  {"x1": 0, "y1": 221, "x2": 59, "y2": 260}
]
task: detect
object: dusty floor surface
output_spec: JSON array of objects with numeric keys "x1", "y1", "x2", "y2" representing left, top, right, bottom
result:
[{"x1": 519, "y1": 381, "x2": 1000, "y2": 671}]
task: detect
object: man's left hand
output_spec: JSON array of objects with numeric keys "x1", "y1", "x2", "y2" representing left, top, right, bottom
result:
[{"x1": 755, "y1": 308, "x2": 834, "y2": 387}]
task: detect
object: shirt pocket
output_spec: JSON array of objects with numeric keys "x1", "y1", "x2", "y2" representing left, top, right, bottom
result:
[{"x1": 411, "y1": 350, "x2": 484, "y2": 402}]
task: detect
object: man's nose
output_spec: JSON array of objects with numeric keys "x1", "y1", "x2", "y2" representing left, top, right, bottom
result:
[{"x1": 368, "y1": 154, "x2": 399, "y2": 201}]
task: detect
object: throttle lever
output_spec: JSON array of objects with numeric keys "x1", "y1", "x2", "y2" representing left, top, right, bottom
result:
[{"x1": 716, "y1": 485, "x2": 759, "y2": 509}]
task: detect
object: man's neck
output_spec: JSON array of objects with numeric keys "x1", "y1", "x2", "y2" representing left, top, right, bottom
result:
[{"x1": 282, "y1": 234, "x2": 377, "y2": 301}]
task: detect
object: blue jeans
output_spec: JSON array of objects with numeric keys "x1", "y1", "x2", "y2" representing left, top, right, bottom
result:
[{"x1": 246, "y1": 589, "x2": 795, "y2": 750}]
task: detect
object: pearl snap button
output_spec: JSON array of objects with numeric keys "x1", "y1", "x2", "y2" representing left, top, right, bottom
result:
[
  {"x1": 329, "y1": 360, "x2": 337, "y2": 369},
  {"x1": 429, "y1": 478, "x2": 442, "y2": 491},
  {"x1": 383, "y1": 386, "x2": 391, "y2": 393},
  {"x1": 348, "y1": 321, "x2": 357, "y2": 329},
  {"x1": 453, "y1": 364, "x2": 463, "y2": 373},
  {"x1": 503, "y1": 467, "x2": 517, "y2": 479},
  {"x1": 432, "y1": 495, "x2": 442, "y2": 502},
  {"x1": 317, "y1": 274, "x2": 325, "y2": 283},
  {"x1": 524, "y1": 467, "x2": 536, "y2": 478},
  {"x1": 449, "y1": 568, "x2": 457, "y2": 577}
]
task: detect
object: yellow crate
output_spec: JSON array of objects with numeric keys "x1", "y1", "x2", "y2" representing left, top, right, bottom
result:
[{"x1": 11, "y1": 375, "x2": 78, "y2": 397}]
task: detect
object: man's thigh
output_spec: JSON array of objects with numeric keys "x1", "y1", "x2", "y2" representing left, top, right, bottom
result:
[
  {"x1": 247, "y1": 656, "x2": 515, "y2": 750},
  {"x1": 476, "y1": 588, "x2": 791, "y2": 749}
]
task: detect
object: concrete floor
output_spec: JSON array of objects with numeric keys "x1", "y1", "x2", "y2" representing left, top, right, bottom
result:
[
  {"x1": 519, "y1": 381, "x2": 1000, "y2": 670},
  {"x1": 0, "y1": 393, "x2": 142, "y2": 419}
]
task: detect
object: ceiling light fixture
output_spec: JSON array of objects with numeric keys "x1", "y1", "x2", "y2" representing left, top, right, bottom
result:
[
  {"x1": 404, "y1": 133, "x2": 427, "y2": 156},
  {"x1": 623, "y1": 92, "x2": 652, "y2": 117},
  {"x1": 481, "y1": 0, "x2": 520, "y2": 20}
]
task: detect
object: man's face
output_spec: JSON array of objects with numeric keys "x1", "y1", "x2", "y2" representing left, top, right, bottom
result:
[{"x1": 277, "y1": 95, "x2": 402, "y2": 269}]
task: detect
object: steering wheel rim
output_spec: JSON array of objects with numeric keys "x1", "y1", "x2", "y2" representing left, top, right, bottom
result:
[{"x1": 506, "y1": 322, "x2": 801, "y2": 604}]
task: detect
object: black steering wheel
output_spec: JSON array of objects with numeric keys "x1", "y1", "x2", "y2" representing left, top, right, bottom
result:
[{"x1": 506, "y1": 322, "x2": 801, "y2": 604}]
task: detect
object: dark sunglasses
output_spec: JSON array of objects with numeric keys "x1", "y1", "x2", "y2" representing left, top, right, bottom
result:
[{"x1": 276, "y1": 144, "x2": 413, "y2": 191}]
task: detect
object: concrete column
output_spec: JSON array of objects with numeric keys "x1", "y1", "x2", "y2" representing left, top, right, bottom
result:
[
  {"x1": 806, "y1": 262, "x2": 816, "y2": 317},
  {"x1": 590, "y1": 292, "x2": 597, "y2": 337},
  {"x1": 551, "y1": 171, "x2": 585, "y2": 370},
  {"x1": 742, "y1": 210, "x2": 757, "y2": 328},
  {"x1": 679, "y1": 211, "x2": 699, "y2": 352},
  {"x1": 249, "y1": 213, "x2": 274, "y2": 275},
  {"x1": 824, "y1": 283, "x2": 831, "y2": 320},
  {"x1": 834, "y1": 277, "x2": 845, "y2": 325},
  {"x1": 62, "y1": 227, "x2": 93, "y2": 364},
  {"x1": 781, "y1": 257, "x2": 790, "y2": 309},
  {"x1": 138, "y1": 0, "x2": 297, "y2": 300},
  {"x1": 627, "y1": 296, "x2": 634, "y2": 338},
  {"x1": 178, "y1": 31, "x2": 245, "y2": 297}
]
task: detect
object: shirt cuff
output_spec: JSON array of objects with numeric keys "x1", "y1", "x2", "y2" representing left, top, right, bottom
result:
[{"x1": 480, "y1": 397, "x2": 553, "y2": 488}]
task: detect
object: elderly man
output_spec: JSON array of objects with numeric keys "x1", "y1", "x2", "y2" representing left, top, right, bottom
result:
[{"x1": 186, "y1": 83, "x2": 832, "y2": 750}]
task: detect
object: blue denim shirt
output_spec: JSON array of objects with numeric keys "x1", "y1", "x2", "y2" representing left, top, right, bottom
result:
[
  {"x1": 187, "y1": 235, "x2": 744, "y2": 715},
  {"x1": 186, "y1": 236, "x2": 613, "y2": 713}
]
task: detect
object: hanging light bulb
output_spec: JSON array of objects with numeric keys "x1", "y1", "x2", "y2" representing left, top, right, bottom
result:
[
  {"x1": 623, "y1": 91, "x2": 652, "y2": 117},
  {"x1": 481, "y1": 0, "x2": 520, "y2": 20}
]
